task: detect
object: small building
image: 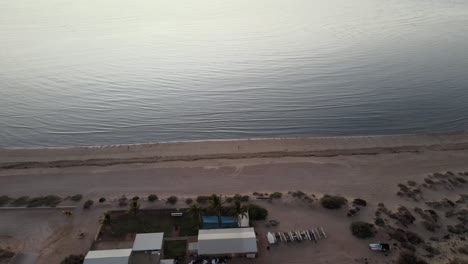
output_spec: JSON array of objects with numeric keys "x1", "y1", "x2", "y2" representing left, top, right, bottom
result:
[
  {"x1": 197, "y1": 228, "x2": 257, "y2": 258},
  {"x1": 131, "y1": 233, "x2": 164, "y2": 264},
  {"x1": 84, "y1": 249, "x2": 132, "y2": 264}
]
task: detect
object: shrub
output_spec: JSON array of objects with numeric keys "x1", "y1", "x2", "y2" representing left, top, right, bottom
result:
[
  {"x1": 448, "y1": 258, "x2": 468, "y2": 264},
  {"x1": 397, "y1": 252, "x2": 428, "y2": 264},
  {"x1": 291, "y1": 190, "x2": 306, "y2": 199},
  {"x1": 352, "y1": 198, "x2": 367, "y2": 207},
  {"x1": 240, "y1": 195, "x2": 249, "y2": 202},
  {"x1": 118, "y1": 196, "x2": 128, "y2": 207},
  {"x1": 167, "y1": 196, "x2": 178, "y2": 205},
  {"x1": 375, "y1": 217, "x2": 385, "y2": 227},
  {"x1": 60, "y1": 254, "x2": 84, "y2": 264},
  {"x1": 270, "y1": 192, "x2": 282, "y2": 199},
  {"x1": 405, "y1": 230, "x2": 423, "y2": 245},
  {"x1": 11, "y1": 196, "x2": 29, "y2": 206},
  {"x1": 70, "y1": 194, "x2": 83, "y2": 202},
  {"x1": 456, "y1": 177, "x2": 467, "y2": 183},
  {"x1": 27, "y1": 195, "x2": 62, "y2": 207},
  {"x1": 424, "y1": 244, "x2": 440, "y2": 255},
  {"x1": 253, "y1": 192, "x2": 260, "y2": 196},
  {"x1": 147, "y1": 194, "x2": 158, "y2": 202},
  {"x1": 424, "y1": 178, "x2": 434, "y2": 185},
  {"x1": 196, "y1": 195, "x2": 210, "y2": 204},
  {"x1": 99, "y1": 197, "x2": 106, "y2": 203},
  {"x1": 132, "y1": 196, "x2": 140, "y2": 201},
  {"x1": 459, "y1": 245, "x2": 468, "y2": 255},
  {"x1": 248, "y1": 204, "x2": 268, "y2": 220},
  {"x1": 83, "y1": 200, "x2": 93, "y2": 209},
  {"x1": 407, "y1": 181, "x2": 417, "y2": 187},
  {"x1": 185, "y1": 198, "x2": 193, "y2": 205},
  {"x1": 0, "y1": 195, "x2": 11, "y2": 206},
  {"x1": 421, "y1": 220, "x2": 440, "y2": 232},
  {"x1": 0, "y1": 248, "x2": 14, "y2": 260},
  {"x1": 350, "y1": 221, "x2": 374, "y2": 239},
  {"x1": 320, "y1": 195, "x2": 347, "y2": 209},
  {"x1": 225, "y1": 197, "x2": 234, "y2": 203}
]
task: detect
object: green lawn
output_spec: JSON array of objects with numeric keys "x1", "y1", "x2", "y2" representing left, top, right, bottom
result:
[
  {"x1": 101, "y1": 210, "x2": 199, "y2": 239},
  {"x1": 163, "y1": 240, "x2": 187, "y2": 259}
]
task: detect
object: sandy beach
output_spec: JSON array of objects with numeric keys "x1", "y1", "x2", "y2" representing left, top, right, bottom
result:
[{"x1": 1, "y1": 133, "x2": 468, "y2": 263}]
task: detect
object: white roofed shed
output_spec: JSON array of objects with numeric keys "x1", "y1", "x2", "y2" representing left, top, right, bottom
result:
[
  {"x1": 197, "y1": 228, "x2": 257, "y2": 257},
  {"x1": 83, "y1": 249, "x2": 132, "y2": 264},
  {"x1": 132, "y1": 232, "x2": 164, "y2": 252}
]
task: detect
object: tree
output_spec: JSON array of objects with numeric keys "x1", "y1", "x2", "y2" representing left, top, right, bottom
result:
[
  {"x1": 209, "y1": 194, "x2": 223, "y2": 216},
  {"x1": 99, "y1": 212, "x2": 112, "y2": 226},
  {"x1": 320, "y1": 194, "x2": 347, "y2": 209},
  {"x1": 233, "y1": 200, "x2": 248, "y2": 223},
  {"x1": 189, "y1": 204, "x2": 202, "y2": 224},
  {"x1": 128, "y1": 200, "x2": 140, "y2": 215},
  {"x1": 350, "y1": 221, "x2": 374, "y2": 239}
]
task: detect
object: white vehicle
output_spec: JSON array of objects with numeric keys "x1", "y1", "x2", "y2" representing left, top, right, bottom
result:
[{"x1": 369, "y1": 243, "x2": 390, "y2": 251}]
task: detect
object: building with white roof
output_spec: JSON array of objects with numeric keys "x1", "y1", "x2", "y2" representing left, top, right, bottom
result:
[
  {"x1": 132, "y1": 232, "x2": 164, "y2": 252},
  {"x1": 197, "y1": 227, "x2": 257, "y2": 257},
  {"x1": 84, "y1": 249, "x2": 132, "y2": 264}
]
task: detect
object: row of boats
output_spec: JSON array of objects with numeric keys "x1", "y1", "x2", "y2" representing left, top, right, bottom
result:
[{"x1": 267, "y1": 227, "x2": 327, "y2": 244}]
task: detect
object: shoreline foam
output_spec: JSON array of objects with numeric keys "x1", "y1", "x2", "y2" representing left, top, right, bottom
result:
[{"x1": 2, "y1": 132, "x2": 468, "y2": 169}]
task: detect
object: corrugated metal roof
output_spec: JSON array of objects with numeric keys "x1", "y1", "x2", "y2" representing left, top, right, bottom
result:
[
  {"x1": 84, "y1": 249, "x2": 131, "y2": 264},
  {"x1": 198, "y1": 228, "x2": 257, "y2": 255},
  {"x1": 132, "y1": 233, "x2": 164, "y2": 251}
]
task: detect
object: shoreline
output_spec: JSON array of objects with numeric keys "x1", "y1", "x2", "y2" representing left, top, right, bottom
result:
[
  {"x1": 2, "y1": 131, "x2": 467, "y2": 151},
  {"x1": 2, "y1": 132, "x2": 468, "y2": 169}
]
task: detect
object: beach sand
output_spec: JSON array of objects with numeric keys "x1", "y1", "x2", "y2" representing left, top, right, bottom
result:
[{"x1": 1, "y1": 133, "x2": 468, "y2": 263}]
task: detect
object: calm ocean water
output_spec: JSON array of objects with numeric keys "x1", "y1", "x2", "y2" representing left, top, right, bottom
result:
[{"x1": 1, "y1": 0, "x2": 468, "y2": 147}]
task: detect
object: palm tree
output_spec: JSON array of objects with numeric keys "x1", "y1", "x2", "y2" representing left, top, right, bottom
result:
[
  {"x1": 99, "y1": 211, "x2": 112, "y2": 226},
  {"x1": 233, "y1": 200, "x2": 248, "y2": 225},
  {"x1": 209, "y1": 194, "x2": 223, "y2": 214},
  {"x1": 189, "y1": 204, "x2": 202, "y2": 225},
  {"x1": 128, "y1": 200, "x2": 140, "y2": 215}
]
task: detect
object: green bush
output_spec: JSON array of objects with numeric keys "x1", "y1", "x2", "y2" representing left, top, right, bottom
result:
[
  {"x1": 0, "y1": 195, "x2": 11, "y2": 206},
  {"x1": 397, "y1": 252, "x2": 428, "y2": 264},
  {"x1": 291, "y1": 190, "x2": 306, "y2": 199},
  {"x1": 352, "y1": 198, "x2": 367, "y2": 207},
  {"x1": 350, "y1": 221, "x2": 374, "y2": 239},
  {"x1": 185, "y1": 198, "x2": 193, "y2": 205},
  {"x1": 449, "y1": 258, "x2": 468, "y2": 264},
  {"x1": 241, "y1": 195, "x2": 250, "y2": 202},
  {"x1": 196, "y1": 195, "x2": 210, "y2": 204},
  {"x1": 167, "y1": 196, "x2": 178, "y2": 205},
  {"x1": 148, "y1": 194, "x2": 158, "y2": 202},
  {"x1": 27, "y1": 195, "x2": 62, "y2": 207},
  {"x1": 11, "y1": 196, "x2": 29, "y2": 206},
  {"x1": 70, "y1": 194, "x2": 83, "y2": 202},
  {"x1": 374, "y1": 217, "x2": 385, "y2": 227},
  {"x1": 132, "y1": 196, "x2": 140, "y2": 201},
  {"x1": 60, "y1": 254, "x2": 84, "y2": 264},
  {"x1": 83, "y1": 200, "x2": 94, "y2": 209},
  {"x1": 320, "y1": 194, "x2": 347, "y2": 209},
  {"x1": 248, "y1": 204, "x2": 268, "y2": 220},
  {"x1": 99, "y1": 197, "x2": 106, "y2": 203},
  {"x1": 270, "y1": 192, "x2": 282, "y2": 199},
  {"x1": 225, "y1": 197, "x2": 234, "y2": 203}
]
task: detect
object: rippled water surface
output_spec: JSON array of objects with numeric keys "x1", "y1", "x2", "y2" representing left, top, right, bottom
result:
[{"x1": 1, "y1": 0, "x2": 468, "y2": 147}]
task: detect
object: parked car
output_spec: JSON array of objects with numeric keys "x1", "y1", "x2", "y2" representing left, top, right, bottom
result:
[{"x1": 369, "y1": 243, "x2": 390, "y2": 251}]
